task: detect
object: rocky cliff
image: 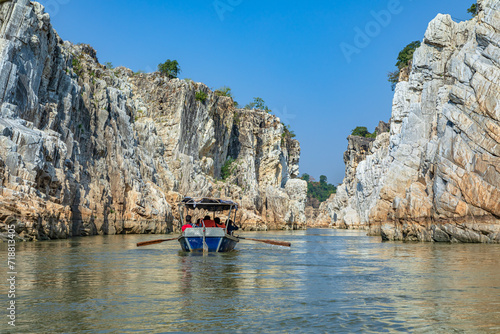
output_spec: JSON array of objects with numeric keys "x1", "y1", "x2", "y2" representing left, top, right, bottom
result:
[
  {"x1": 326, "y1": 0, "x2": 500, "y2": 243},
  {"x1": 305, "y1": 197, "x2": 334, "y2": 228},
  {"x1": 0, "y1": 0, "x2": 307, "y2": 241}
]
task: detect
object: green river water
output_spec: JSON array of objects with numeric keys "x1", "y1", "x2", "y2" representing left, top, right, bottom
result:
[{"x1": 1, "y1": 229, "x2": 499, "y2": 333}]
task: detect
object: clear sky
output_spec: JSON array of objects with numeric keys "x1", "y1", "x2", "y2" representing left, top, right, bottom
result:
[{"x1": 39, "y1": 0, "x2": 474, "y2": 184}]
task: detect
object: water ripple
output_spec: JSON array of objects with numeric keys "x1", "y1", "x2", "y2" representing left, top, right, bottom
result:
[{"x1": 1, "y1": 230, "x2": 499, "y2": 333}]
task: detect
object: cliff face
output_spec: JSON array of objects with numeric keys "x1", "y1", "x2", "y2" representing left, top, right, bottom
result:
[
  {"x1": 0, "y1": 0, "x2": 306, "y2": 241},
  {"x1": 328, "y1": 131, "x2": 390, "y2": 230},
  {"x1": 328, "y1": 0, "x2": 500, "y2": 243},
  {"x1": 305, "y1": 197, "x2": 334, "y2": 228}
]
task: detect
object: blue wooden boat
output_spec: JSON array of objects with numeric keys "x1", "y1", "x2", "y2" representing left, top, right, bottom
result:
[
  {"x1": 178, "y1": 197, "x2": 240, "y2": 253},
  {"x1": 178, "y1": 227, "x2": 239, "y2": 252},
  {"x1": 138, "y1": 197, "x2": 290, "y2": 250}
]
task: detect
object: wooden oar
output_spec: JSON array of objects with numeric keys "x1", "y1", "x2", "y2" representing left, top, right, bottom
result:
[
  {"x1": 137, "y1": 237, "x2": 178, "y2": 247},
  {"x1": 238, "y1": 237, "x2": 291, "y2": 247}
]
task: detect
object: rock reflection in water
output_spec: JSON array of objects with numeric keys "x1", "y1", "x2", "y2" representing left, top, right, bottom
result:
[{"x1": 0, "y1": 231, "x2": 499, "y2": 333}]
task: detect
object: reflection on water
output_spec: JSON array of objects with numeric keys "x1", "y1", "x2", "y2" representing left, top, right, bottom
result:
[{"x1": 1, "y1": 230, "x2": 500, "y2": 333}]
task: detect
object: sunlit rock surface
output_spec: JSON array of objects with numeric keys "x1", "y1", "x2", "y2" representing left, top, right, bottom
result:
[
  {"x1": 0, "y1": 0, "x2": 306, "y2": 240},
  {"x1": 326, "y1": 0, "x2": 500, "y2": 243}
]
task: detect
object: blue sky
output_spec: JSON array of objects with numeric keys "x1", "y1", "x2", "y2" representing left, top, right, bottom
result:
[{"x1": 39, "y1": 0, "x2": 474, "y2": 184}]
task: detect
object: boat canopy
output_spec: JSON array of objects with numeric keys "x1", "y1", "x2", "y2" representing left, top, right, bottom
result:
[{"x1": 181, "y1": 197, "x2": 239, "y2": 211}]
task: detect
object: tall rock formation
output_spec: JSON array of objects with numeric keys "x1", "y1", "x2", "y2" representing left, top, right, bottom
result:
[
  {"x1": 0, "y1": 0, "x2": 306, "y2": 241},
  {"x1": 328, "y1": 0, "x2": 500, "y2": 243}
]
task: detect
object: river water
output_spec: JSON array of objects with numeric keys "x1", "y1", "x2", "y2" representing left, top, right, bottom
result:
[{"x1": 1, "y1": 229, "x2": 500, "y2": 333}]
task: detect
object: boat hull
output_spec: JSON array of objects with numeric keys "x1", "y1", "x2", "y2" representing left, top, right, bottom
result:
[{"x1": 179, "y1": 228, "x2": 239, "y2": 252}]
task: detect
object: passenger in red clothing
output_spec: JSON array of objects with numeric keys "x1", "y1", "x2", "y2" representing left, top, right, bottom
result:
[
  {"x1": 214, "y1": 217, "x2": 226, "y2": 229},
  {"x1": 181, "y1": 215, "x2": 194, "y2": 231},
  {"x1": 202, "y1": 221, "x2": 216, "y2": 228}
]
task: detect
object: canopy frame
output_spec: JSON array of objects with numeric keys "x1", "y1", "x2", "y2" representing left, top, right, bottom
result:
[
  {"x1": 180, "y1": 197, "x2": 239, "y2": 212},
  {"x1": 179, "y1": 197, "x2": 239, "y2": 234}
]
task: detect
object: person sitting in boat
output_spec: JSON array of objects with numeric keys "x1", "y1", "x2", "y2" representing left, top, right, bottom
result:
[
  {"x1": 193, "y1": 218, "x2": 202, "y2": 227},
  {"x1": 202, "y1": 215, "x2": 217, "y2": 228},
  {"x1": 182, "y1": 215, "x2": 194, "y2": 232},
  {"x1": 226, "y1": 219, "x2": 239, "y2": 235},
  {"x1": 214, "y1": 217, "x2": 226, "y2": 229}
]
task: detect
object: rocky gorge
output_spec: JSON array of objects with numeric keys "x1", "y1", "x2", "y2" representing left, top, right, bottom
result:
[
  {"x1": 322, "y1": 0, "x2": 500, "y2": 243},
  {"x1": 2, "y1": 0, "x2": 499, "y2": 244},
  {"x1": 0, "y1": 0, "x2": 307, "y2": 241}
]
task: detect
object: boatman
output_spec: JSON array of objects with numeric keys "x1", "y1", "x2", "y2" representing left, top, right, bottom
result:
[{"x1": 226, "y1": 219, "x2": 239, "y2": 235}]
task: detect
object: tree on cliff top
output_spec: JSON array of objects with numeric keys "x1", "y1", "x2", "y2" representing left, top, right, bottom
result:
[
  {"x1": 351, "y1": 126, "x2": 377, "y2": 138},
  {"x1": 301, "y1": 174, "x2": 337, "y2": 206},
  {"x1": 158, "y1": 59, "x2": 181, "y2": 79},
  {"x1": 468, "y1": 3, "x2": 478, "y2": 17},
  {"x1": 283, "y1": 124, "x2": 296, "y2": 139},
  {"x1": 387, "y1": 41, "x2": 421, "y2": 90},
  {"x1": 215, "y1": 86, "x2": 233, "y2": 98},
  {"x1": 395, "y1": 41, "x2": 421, "y2": 70},
  {"x1": 245, "y1": 97, "x2": 271, "y2": 113},
  {"x1": 351, "y1": 126, "x2": 369, "y2": 137}
]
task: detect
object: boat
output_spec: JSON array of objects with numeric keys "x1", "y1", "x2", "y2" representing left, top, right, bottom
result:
[
  {"x1": 177, "y1": 197, "x2": 240, "y2": 252},
  {"x1": 136, "y1": 197, "x2": 291, "y2": 250}
]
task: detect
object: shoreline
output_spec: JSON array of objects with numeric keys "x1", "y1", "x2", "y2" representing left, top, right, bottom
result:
[{"x1": 3, "y1": 221, "x2": 500, "y2": 244}]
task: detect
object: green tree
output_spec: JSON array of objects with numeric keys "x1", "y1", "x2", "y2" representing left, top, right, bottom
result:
[
  {"x1": 283, "y1": 124, "x2": 296, "y2": 139},
  {"x1": 221, "y1": 157, "x2": 236, "y2": 180},
  {"x1": 387, "y1": 70, "x2": 400, "y2": 91},
  {"x1": 245, "y1": 97, "x2": 271, "y2": 112},
  {"x1": 468, "y1": 3, "x2": 478, "y2": 17},
  {"x1": 395, "y1": 41, "x2": 421, "y2": 70},
  {"x1": 302, "y1": 173, "x2": 337, "y2": 204},
  {"x1": 351, "y1": 126, "x2": 369, "y2": 137},
  {"x1": 195, "y1": 91, "x2": 208, "y2": 102},
  {"x1": 158, "y1": 59, "x2": 181, "y2": 79},
  {"x1": 388, "y1": 41, "x2": 421, "y2": 90},
  {"x1": 351, "y1": 126, "x2": 378, "y2": 138},
  {"x1": 215, "y1": 86, "x2": 233, "y2": 98}
]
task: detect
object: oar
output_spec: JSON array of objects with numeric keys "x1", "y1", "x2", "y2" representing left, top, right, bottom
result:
[
  {"x1": 238, "y1": 237, "x2": 291, "y2": 247},
  {"x1": 137, "y1": 237, "x2": 178, "y2": 247}
]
